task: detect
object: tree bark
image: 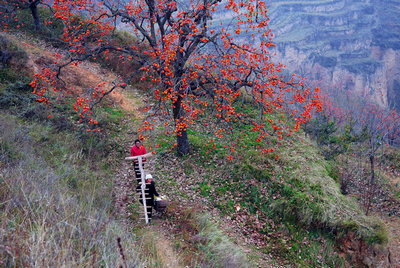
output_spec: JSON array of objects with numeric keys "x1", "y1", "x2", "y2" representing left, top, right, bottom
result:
[
  {"x1": 29, "y1": 0, "x2": 41, "y2": 31},
  {"x1": 366, "y1": 144, "x2": 376, "y2": 216},
  {"x1": 176, "y1": 128, "x2": 189, "y2": 156},
  {"x1": 369, "y1": 138, "x2": 376, "y2": 186},
  {"x1": 173, "y1": 96, "x2": 189, "y2": 156},
  {"x1": 369, "y1": 154, "x2": 375, "y2": 185}
]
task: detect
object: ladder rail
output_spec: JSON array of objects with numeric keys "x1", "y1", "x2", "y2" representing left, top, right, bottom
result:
[
  {"x1": 137, "y1": 156, "x2": 149, "y2": 224},
  {"x1": 126, "y1": 152, "x2": 155, "y2": 224}
]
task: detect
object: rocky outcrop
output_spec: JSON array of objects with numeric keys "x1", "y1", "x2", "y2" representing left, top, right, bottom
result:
[
  {"x1": 337, "y1": 232, "x2": 399, "y2": 268},
  {"x1": 264, "y1": 0, "x2": 400, "y2": 109}
]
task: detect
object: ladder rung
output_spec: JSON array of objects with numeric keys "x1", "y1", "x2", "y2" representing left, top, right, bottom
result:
[
  {"x1": 139, "y1": 198, "x2": 152, "y2": 200},
  {"x1": 139, "y1": 218, "x2": 152, "y2": 220}
]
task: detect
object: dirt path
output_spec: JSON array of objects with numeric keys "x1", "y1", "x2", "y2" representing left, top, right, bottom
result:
[
  {"x1": 115, "y1": 158, "x2": 185, "y2": 268},
  {"x1": 383, "y1": 217, "x2": 400, "y2": 265},
  {"x1": 378, "y1": 172, "x2": 400, "y2": 266},
  {"x1": 150, "y1": 224, "x2": 184, "y2": 268}
]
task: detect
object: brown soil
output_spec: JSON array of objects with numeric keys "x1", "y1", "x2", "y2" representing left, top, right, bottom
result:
[
  {"x1": 115, "y1": 158, "x2": 186, "y2": 267},
  {"x1": 383, "y1": 216, "x2": 400, "y2": 266},
  {"x1": 151, "y1": 224, "x2": 184, "y2": 268},
  {"x1": 378, "y1": 173, "x2": 400, "y2": 267},
  {"x1": 7, "y1": 33, "x2": 142, "y2": 115}
]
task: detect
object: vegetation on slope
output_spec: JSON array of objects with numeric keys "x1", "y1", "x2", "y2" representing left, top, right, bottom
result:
[
  {"x1": 0, "y1": 113, "x2": 144, "y2": 267},
  {"x1": 1, "y1": 5, "x2": 398, "y2": 266},
  {"x1": 148, "y1": 113, "x2": 388, "y2": 266},
  {"x1": 0, "y1": 34, "x2": 147, "y2": 266},
  {"x1": 0, "y1": 32, "x2": 258, "y2": 267}
]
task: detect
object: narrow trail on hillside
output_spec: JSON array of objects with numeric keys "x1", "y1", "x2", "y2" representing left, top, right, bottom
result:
[
  {"x1": 8, "y1": 32, "x2": 183, "y2": 268},
  {"x1": 114, "y1": 158, "x2": 185, "y2": 267},
  {"x1": 383, "y1": 217, "x2": 400, "y2": 264}
]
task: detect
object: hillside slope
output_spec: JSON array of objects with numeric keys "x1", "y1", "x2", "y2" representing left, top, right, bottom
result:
[
  {"x1": 0, "y1": 32, "x2": 266, "y2": 267},
  {"x1": 2, "y1": 29, "x2": 400, "y2": 267}
]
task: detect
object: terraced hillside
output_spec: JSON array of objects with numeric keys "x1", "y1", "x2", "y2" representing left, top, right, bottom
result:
[{"x1": 263, "y1": 0, "x2": 400, "y2": 110}]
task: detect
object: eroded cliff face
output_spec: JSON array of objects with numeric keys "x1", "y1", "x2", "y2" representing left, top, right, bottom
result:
[
  {"x1": 371, "y1": 47, "x2": 400, "y2": 110},
  {"x1": 265, "y1": 0, "x2": 400, "y2": 109},
  {"x1": 272, "y1": 45, "x2": 400, "y2": 108}
]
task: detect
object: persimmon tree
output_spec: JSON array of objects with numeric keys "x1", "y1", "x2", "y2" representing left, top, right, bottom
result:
[
  {"x1": 356, "y1": 104, "x2": 400, "y2": 180},
  {"x1": 30, "y1": 0, "x2": 322, "y2": 156}
]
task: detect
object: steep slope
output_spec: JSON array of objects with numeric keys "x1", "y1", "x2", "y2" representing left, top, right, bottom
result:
[{"x1": 148, "y1": 124, "x2": 397, "y2": 267}]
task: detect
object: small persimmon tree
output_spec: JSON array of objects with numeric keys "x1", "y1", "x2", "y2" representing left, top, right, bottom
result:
[
  {"x1": 30, "y1": 0, "x2": 322, "y2": 156},
  {"x1": 314, "y1": 87, "x2": 400, "y2": 213},
  {"x1": 347, "y1": 103, "x2": 400, "y2": 214}
]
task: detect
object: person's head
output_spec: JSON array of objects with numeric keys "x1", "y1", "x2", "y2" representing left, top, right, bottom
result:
[
  {"x1": 145, "y1": 174, "x2": 153, "y2": 182},
  {"x1": 135, "y1": 139, "x2": 141, "y2": 148}
]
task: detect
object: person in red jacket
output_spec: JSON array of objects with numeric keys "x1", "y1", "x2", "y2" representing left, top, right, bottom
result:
[{"x1": 131, "y1": 139, "x2": 147, "y2": 184}]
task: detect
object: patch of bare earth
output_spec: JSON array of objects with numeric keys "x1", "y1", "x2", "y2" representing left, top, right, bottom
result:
[
  {"x1": 115, "y1": 158, "x2": 186, "y2": 267},
  {"x1": 383, "y1": 216, "x2": 400, "y2": 266},
  {"x1": 151, "y1": 224, "x2": 184, "y2": 268},
  {"x1": 8, "y1": 33, "x2": 142, "y2": 116},
  {"x1": 375, "y1": 172, "x2": 400, "y2": 266},
  {"x1": 375, "y1": 171, "x2": 400, "y2": 266}
]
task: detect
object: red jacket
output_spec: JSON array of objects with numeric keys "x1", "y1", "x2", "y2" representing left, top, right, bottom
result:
[{"x1": 131, "y1": 145, "x2": 147, "y2": 163}]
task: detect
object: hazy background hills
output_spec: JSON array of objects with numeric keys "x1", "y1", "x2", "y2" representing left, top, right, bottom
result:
[{"x1": 263, "y1": 0, "x2": 400, "y2": 110}]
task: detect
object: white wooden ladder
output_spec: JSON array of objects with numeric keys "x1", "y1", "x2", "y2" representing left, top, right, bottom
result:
[{"x1": 125, "y1": 152, "x2": 154, "y2": 224}]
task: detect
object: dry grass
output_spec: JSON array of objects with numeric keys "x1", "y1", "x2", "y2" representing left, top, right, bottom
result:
[
  {"x1": 195, "y1": 213, "x2": 251, "y2": 268},
  {"x1": 0, "y1": 114, "x2": 145, "y2": 267},
  {"x1": 160, "y1": 204, "x2": 251, "y2": 268}
]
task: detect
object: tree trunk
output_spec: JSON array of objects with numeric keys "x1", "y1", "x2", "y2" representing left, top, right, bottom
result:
[
  {"x1": 173, "y1": 96, "x2": 189, "y2": 156},
  {"x1": 366, "y1": 148, "x2": 376, "y2": 216},
  {"x1": 369, "y1": 153, "x2": 375, "y2": 185},
  {"x1": 176, "y1": 129, "x2": 189, "y2": 156},
  {"x1": 29, "y1": 1, "x2": 41, "y2": 31}
]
